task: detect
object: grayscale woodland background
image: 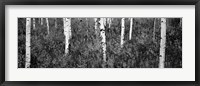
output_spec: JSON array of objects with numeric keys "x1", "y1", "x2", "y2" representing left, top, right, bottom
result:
[{"x1": 18, "y1": 18, "x2": 182, "y2": 68}]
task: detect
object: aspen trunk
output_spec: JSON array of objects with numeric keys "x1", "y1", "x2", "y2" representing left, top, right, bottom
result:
[
  {"x1": 86, "y1": 18, "x2": 89, "y2": 27},
  {"x1": 103, "y1": 18, "x2": 107, "y2": 27},
  {"x1": 38, "y1": 18, "x2": 40, "y2": 24},
  {"x1": 94, "y1": 18, "x2": 98, "y2": 35},
  {"x1": 159, "y1": 18, "x2": 167, "y2": 68},
  {"x1": 63, "y1": 18, "x2": 71, "y2": 55},
  {"x1": 129, "y1": 18, "x2": 133, "y2": 40},
  {"x1": 94, "y1": 18, "x2": 98, "y2": 30},
  {"x1": 110, "y1": 18, "x2": 113, "y2": 28},
  {"x1": 180, "y1": 18, "x2": 182, "y2": 27},
  {"x1": 153, "y1": 18, "x2": 157, "y2": 42},
  {"x1": 46, "y1": 18, "x2": 49, "y2": 35},
  {"x1": 33, "y1": 18, "x2": 36, "y2": 30},
  {"x1": 107, "y1": 18, "x2": 112, "y2": 28},
  {"x1": 25, "y1": 18, "x2": 31, "y2": 68},
  {"x1": 99, "y1": 18, "x2": 106, "y2": 62},
  {"x1": 55, "y1": 18, "x2": 57, "y2": 28},
  {"x1": 120, "y1": 18, "x2": 125, "y2": 47},
  {"x1": 41, "y1": 18, "x2": 43, "y2": 25}
]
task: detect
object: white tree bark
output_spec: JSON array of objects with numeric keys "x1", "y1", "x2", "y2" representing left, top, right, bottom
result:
[
  {"x1": 107, "y1": 18, "x2": 112, "y2": 28},
  {"x1": 46, "y1": 18, "x2": 50, "y2": 35},
  {"x1": 159, "y1": 18, "x2": 167, "y2": 68},
  {"x1": 153, "y1": 18, "x2": 157, "y2": 42},
  {"x1": 129, "y1": 18, "x2": 133, "y2": 40},
  {"x1": 33, "y1": 18, "x2": 36, "y2": 30},
  {"x1": 41, "y1": 18, "x2": 43, "y2": 25},
  {"x1": 120, "y1": 18, "x2": 125, "y2": 48},
  {"x1": 63, "y1": 18, "x2": 71, "y2": 55},
  {"x1": 25, "y1": 18, "x2": 31, "y2": 68},
  {"x1": 55, "y1": 18, "x2": 57, "y2": 28},
  {"x1": 99, "y1": 18, "x2": 107, "y2": 62},
  {"x1": 94, "y1": 18, "x2": 98, "y2": 35},
  {"x1": 103, "y1": 18, "x2": 107, "y2": 27},
  {"x1": 94, "y1": 18, "x2": 98, "y2": 30}
]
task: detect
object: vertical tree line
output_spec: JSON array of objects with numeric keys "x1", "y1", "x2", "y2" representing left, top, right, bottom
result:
[
  {"x1": 25, "y1": 18, "x2": 31, "y2": 68},
  {"x1": 46, "y1": 18, "x2": 50, "y2": 35},
  {"x1": 63, "y1": 18, "x2": 71, "y2": 55},
  {"x1": 120, "y1": 18, "x2": 125, "y2": 48},
  {"x1": 99, "y1": 18, "x2": 107, "y2": 62},
  {"x1": 129, "y1": 18, "x2": 133, "y2": 40},
  {"x1": 159, "y1": 18, "x2": 167, "y2": 68}
]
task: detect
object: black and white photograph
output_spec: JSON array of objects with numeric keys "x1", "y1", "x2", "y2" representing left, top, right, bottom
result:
[{"x1": 18, "y1": 18, "x2": 182, "y2": 68}]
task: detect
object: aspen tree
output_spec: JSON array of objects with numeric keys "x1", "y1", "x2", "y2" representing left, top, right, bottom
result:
[
  {"x1": 109, "y1": 18, "x2": 113, "y2": 28},
  {"x1": 120, "y1": 18, "x2": 125, "y2": 48},
  {"x1": 107, "y1": 18, "x2": 112, "y2": 28},
  {"x1": 153, "y1": 18, "x2": 157, "y2": 42},
  {"x1": 99, "y1": 18, "x2": 107, "y2": 62},
  {"x1": 46, "y1": 18, "x2": 50, "y2": 35},
  {"x1": 179, "y1": 18, "x2": 182, "y2": 27},
  {"x1": 110, "y1": 18, "x2": 112, "y2": 28},
  {"x1": 159, "y1": 18, "x2": 167, "y2": 68},
  {"x1": 41, "y1": 18, "x2": 43, "y2": 25},
  {"x1": 86, "y1": 18, "x2": 89, "y2": 27},
  {"x1": 94, "y1": 18, "x2": 98, "y2": 30},
  {"x1": 55, "y1": 18, "x2": 57, "y2": 28},
  {"x1": 103, "y1": 18, "x2": 107, "y2": 27},
  {"x1": 25, "y1": 18, "x2": 31, "y2": 68},
  {"x1": 129, "y1": 18, "x2": 133, "y2": 40},
  {"x1": 63, "y1": 18, "x2": 71, "y2": 55},
  {"x1": 38, "y1": 18, "x2": 40, "y2": 24},
  {"x1": 33, "y1": 18, "x2": 36, "y2": 30},
  {"x1": 94, "y1": 18, "x2": 98, "y2": 35}
]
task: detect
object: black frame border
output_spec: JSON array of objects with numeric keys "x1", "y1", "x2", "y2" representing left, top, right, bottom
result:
[{"x1": 0, "y1": 0, "x2": 199, "y2": 86}]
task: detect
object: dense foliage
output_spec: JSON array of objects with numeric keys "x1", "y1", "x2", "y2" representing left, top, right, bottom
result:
[{"x1": 18, "y1": 18, "x2": 182, "y2": 68}]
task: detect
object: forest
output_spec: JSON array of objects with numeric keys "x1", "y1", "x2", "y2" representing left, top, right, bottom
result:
[{"x1": 18, "y1": 18, "x2": 182, "y2": 68}]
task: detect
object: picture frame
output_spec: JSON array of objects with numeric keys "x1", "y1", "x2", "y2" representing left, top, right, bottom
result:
[{"x1": 0, "y1": 0, "x2": 199, "y2": 86}]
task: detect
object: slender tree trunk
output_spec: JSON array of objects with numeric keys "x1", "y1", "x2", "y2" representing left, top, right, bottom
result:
[
  {"x1": 110, "y1": 18, "x2": 113, "y2": 28},
  {"x1": 94, "y1": 18, "x2": 98, "y2": 35},
  {"x1": 25, "y1": 18, "x2": 31, "y2": 68},
  {"x1": 129, "y1": 18, "x2": 133, "y2": 40},
  {"x1": 38, "y1": 18, "x2": 40, "y2": 24},
  {"x1": 63, "y1": 18, "x2": 71, "y2": 55},
  {"x1": 99, "y1": 18, "x2": 107, "y2": 62},
  {"x1": 46, "y1": 18, "x2": 49, "y2": 35},
  {"x1": 41, "y1": 18, "x2": 43, "y2": 25},
  {"x1": 103, "y1": 18, "x2": 107, "y2": 27},
  {"x1": 107, "y1": 18, "x2": 112, "y2": 28},
  {"x1": 94, "y1": 18, "x2": 98, "y2": 30},
  {"x1": 179, "y1": 18, "x2": 182, "y2": 27},
  {"x1": 153, "y1": 18, "x2": 157, "y2": 42},
  {"x1": 86, "y1": 18, "x2": 89, "y2": 27},
  {"x1": 33, "y1": 18, "x2": 36, "y2": 30},
  {"x1": 120, "y1": 18, "x2": 125, "y2": 48},
  {"x1": 159, "y1": 18, "x2": 167, "y2": 68},
  {"x1": 55, "y1": 18, "x2": 57, "y2": 28}
]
